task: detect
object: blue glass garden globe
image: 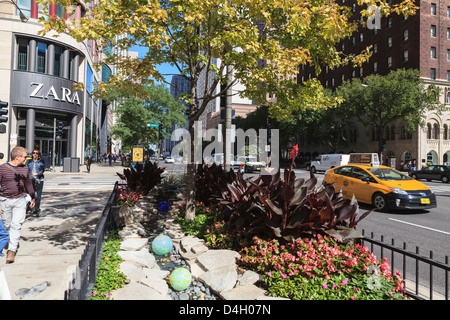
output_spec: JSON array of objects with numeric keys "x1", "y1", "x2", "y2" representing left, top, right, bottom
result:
[
  {"x1": 170, "y1": 268, "x2": 192, "y2": 291},
  {"x1": 151, "y1": 234, "x2": 173, "y2": 255}
]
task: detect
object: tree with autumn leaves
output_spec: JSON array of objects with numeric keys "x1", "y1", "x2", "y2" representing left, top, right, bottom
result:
[{"x1": 38, "y1": 0, "x2": 417, "y2": 220}]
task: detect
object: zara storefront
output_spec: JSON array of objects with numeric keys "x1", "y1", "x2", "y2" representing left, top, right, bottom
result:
[{"x1": 0, "y1": 2, "x2": 110, "y2": 166}]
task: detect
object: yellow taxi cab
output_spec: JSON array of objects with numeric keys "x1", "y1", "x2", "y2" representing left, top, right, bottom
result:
[{"x1": 322, "y1": 157, "x2": 436, "y2": 211}]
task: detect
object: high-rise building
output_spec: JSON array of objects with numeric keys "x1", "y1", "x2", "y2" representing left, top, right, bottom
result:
[{"x1": 298, "y1": 0, "x2": 450, "y2": 167}]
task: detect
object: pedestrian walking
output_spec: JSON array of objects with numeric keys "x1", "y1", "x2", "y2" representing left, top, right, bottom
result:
[
  {"x1": 0, "y1": 219, "x2": 10, "y2": 299},
  {"x1": 0, "y1": 146, "x2": 35, "y2": 264},
  {"x1": 86, "y1": 154, "x2": 92, "y2": 173},
  {"x1": 412, "y1": 160, "x2": 417, "y2": 171},
  {"x1": 25, "y1": 149, "x2": 45, "y2": 217},
  {"x1": 108, "y1": 153, "x2": 112, "y2": 166}
]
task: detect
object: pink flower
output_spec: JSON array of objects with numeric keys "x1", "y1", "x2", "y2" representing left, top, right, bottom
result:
[
  {"x1": 351, "y1": 296, "x2": 355, "y2": 300},
  {"x1": 268, "y1": 272, "x2": 272, "y2": 277},
  {"x1": 322, "y1": 283, "x2": 328, "y2": 289},
  {"x1": 342, "y1": 279, "x2": 348, "y2": 285}
]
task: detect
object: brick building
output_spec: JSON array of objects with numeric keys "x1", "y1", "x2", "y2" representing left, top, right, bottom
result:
[{"x1": 298, "y1": 0, "x2": 450, "y2": 168}]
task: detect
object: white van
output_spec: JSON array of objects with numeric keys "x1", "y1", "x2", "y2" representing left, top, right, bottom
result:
[{"x1": 310, "y1": 154, "x2": 350, "y2": 173}]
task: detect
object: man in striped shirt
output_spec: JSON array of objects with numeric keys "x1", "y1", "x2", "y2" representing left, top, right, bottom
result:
[{"x1": 0, "y1": 146, "x2": 35, "y2": 264}]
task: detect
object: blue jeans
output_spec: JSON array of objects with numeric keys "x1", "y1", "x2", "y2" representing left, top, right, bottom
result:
[
  {"x1": 32, "y1": 179, "x2": 44, "y2": 212},
  {"x1": 0, "y1": 219, "x2": 8, "y2": 257}
]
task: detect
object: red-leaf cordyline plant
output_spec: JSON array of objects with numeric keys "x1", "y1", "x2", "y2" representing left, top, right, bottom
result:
[
  {"x1": 116, "y1": 160, "x2": 164, "y2": 196},
  {"x1": 219, "y1": 145, "x2": 374, "y2": 243}
]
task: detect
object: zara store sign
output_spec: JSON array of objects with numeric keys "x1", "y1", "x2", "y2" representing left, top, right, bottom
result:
[
  {"x1": 29, "y1": 82, "x2": 81, "y2": 105},
  {"x1": 11, "y1": 71, "x2": 84, "y2": 115}
]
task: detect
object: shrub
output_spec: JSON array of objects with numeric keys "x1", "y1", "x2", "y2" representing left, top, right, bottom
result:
[{"x1": 117, "y1": 160, "x2": 164, "y2": 195}]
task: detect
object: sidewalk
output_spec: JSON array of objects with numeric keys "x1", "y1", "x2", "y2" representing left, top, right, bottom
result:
[{"x1": 0, "y1": 163, "x2": 122, "y2": 300}]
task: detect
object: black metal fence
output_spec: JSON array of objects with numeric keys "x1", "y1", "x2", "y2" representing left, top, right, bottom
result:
[
  {"x1": 64, "y1": 181, "x2": 122, "y2": 300},
  {"x1": 358, "y1": 229, "x2": 449, "y2": 300}
]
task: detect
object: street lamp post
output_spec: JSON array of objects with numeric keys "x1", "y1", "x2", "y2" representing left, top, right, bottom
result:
[
  {"x1": 361, "y1": 83, "x2": 384, "y2": 165},
  {"x1": 0, "y1": 0, "x2": 29, "y2": 23}
]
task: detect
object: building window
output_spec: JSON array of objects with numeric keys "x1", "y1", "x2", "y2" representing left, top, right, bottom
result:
[
  {"x1": 341, "y1": 74, "x2": 345, "y2": 83},
  {"x1": 448, "y1": 28, "x2": 450, "y2": 40},
  {"x1": 431, "y1": 25, "x2": 437, "y2": 37},
  {"x1": 448, "y1": 50, "x2": 450, "y2": 61},
  {"x1": 447, "y1": 71, "x2": 450, "y2": 81},
  {"x1": 387, "y1": 56, "x2": 392, "y2": 68},
  {"x1": 431, "y1": 46, "x2": 437, "y2": 59},
  {"x1": 448, "y1": 6, "x2": 450, "y2": 17},
  {"x1": 373, "y1": 43, "x2": 378, "y2": 54},
  {"x1": 373, "y1": 62, "x2": 378, "y2": 73},
  {"x1": 17, "y1": 38, "x2": 28, "y2": 71},
  {"x1": 360, "y1": 33, "x2": 364, "y2": 42},
  {"x1": 37, "y1": 42, "x2": 47, "y2": 73},
  {"x1": 431, "y1": 68, "x2": 437, "y2": 79},
  {"x1": 387, "y1": 37, "x2": 392, "y2": 47},
  {"x1": 403, "y1": 29, "x2": 409, "y2": 41},
  {"x1": 351, "y1": 36, "x2": 356, "y2": 46},
  {"x1": 360, "y1": 67, "x2": 363, "y2": 77},
  {"x1": 447, "y1": 91, "x2": 450, "y2": 102},
  {"x1": 403, "y1": 50, "x2": 409, "y2": 63},
  {"x1": 444, "y1": 124, "x2": 449, "y2": 140},
  {"x1": 427, "y1": 123, "x2": 432, "y2": 139},
  {"x1": 433, "y1": 123, "x2": 439, "y2": 139},
  {"x1": 54, "y1": 46, "x2": 63, "y2": 77},
  {"x1": 431, "y1": 3, "x2": 437, "y2": 16},
  {"x1": 387, "y1": 17, "x2": 392, "y2": 28}
]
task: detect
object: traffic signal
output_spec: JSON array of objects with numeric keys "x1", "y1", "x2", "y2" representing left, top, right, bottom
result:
[
  {"x1": 56, "y1": 121, "x2": 64, "y2": 140},
  {"x1": 381, "y1": 139, "x2": 386, "y2": 151},
  {"x1": 0, "y1": 101, "x2": 8, "y2": 123},
  {"x1": 158, "y1": 124, "x2": 163, "y2": 140}
]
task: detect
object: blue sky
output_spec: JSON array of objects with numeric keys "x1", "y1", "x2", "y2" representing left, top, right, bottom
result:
[{"x1": 130, "y1": 45, "x2": 179, "y2": 85}]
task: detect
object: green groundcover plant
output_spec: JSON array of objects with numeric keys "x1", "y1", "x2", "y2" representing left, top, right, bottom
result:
[{"x1": 91, "y1": 231, "x2": 127, "y2": 300}]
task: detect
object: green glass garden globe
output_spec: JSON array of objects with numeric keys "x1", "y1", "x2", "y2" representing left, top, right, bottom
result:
[
  {"x1": 169, "y1": 267, "x2": 192, "y2": 291},
  {"x1": 151, "y1": 234, "x2": 173, "y2": 255}
]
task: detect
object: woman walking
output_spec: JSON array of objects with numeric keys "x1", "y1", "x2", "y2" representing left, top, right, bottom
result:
[{"x1": 25, "y1": 149, "x2": 45, "y2": 217}]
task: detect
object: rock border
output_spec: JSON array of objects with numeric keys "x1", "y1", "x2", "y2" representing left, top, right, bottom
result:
[{"x1": 110, "y1": 194, "x2": 288, "y2": 300}]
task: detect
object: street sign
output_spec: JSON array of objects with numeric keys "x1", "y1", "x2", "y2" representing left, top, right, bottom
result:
[
  {"x1": 147, "y1": 123, "x2": 159, "y2": 127},
  {"x1": 132, "y1": 146, "x2": 144, "y2": 162}
]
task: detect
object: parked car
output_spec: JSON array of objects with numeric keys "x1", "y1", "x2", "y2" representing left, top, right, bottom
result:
[
  {"x1": 410, "y1": 165, "x2": 450, "y2": 183},
  {"x1": 165, "y1": 156, "x2": 175, "y2": 163},
  {"x1": 323, "y1": 164, "x2": 436, "y2": 211},
  {"x1": 236, "y1": 156, "x2": 265, "y2": 173}
]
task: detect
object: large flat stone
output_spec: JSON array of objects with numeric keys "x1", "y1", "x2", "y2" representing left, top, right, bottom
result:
[
  {"x1": 119, "y1": 261, "x2": 146, "y2": 282},
  {"x1": 219, "y1": 283, "x2": 267, "y2": 300},
  {"x1": 118, "y1": 248, "x2": 156, "y2": 269},
  {"x1": 142, "y1": 268, "x2": 170, "y2": 280},
  {"x1": 196, "y1": 249, "x2": 240, "y2": 271},
  {"x1": 110, "y1": 282, "x2": 170, "y2": 300},
  {"x1": 138, "y1": 277, "x2": 169, "y2": 296},
  {"x1": 237, "y1": 270, "x2": 260, "y2": 287},
  {"x1": 198, "y1": 265, "x2": 237, "y2": 293},
  {"x1": 120, "y1": 238, "x2": 148, "y2": 251}
]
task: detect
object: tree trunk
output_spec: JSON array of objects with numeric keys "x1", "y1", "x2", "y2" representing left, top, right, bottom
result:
[{"x1": 184, "y1": 117, "x2": 197, "y2": 221}]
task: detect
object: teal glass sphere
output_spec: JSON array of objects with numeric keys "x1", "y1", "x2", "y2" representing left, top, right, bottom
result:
[
  {"x1": 170, "y1": 268, "x2": 192, "y2": 291},
  {"x1": 151, "y1": 234, "x2": 173, "y2": 255}
]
